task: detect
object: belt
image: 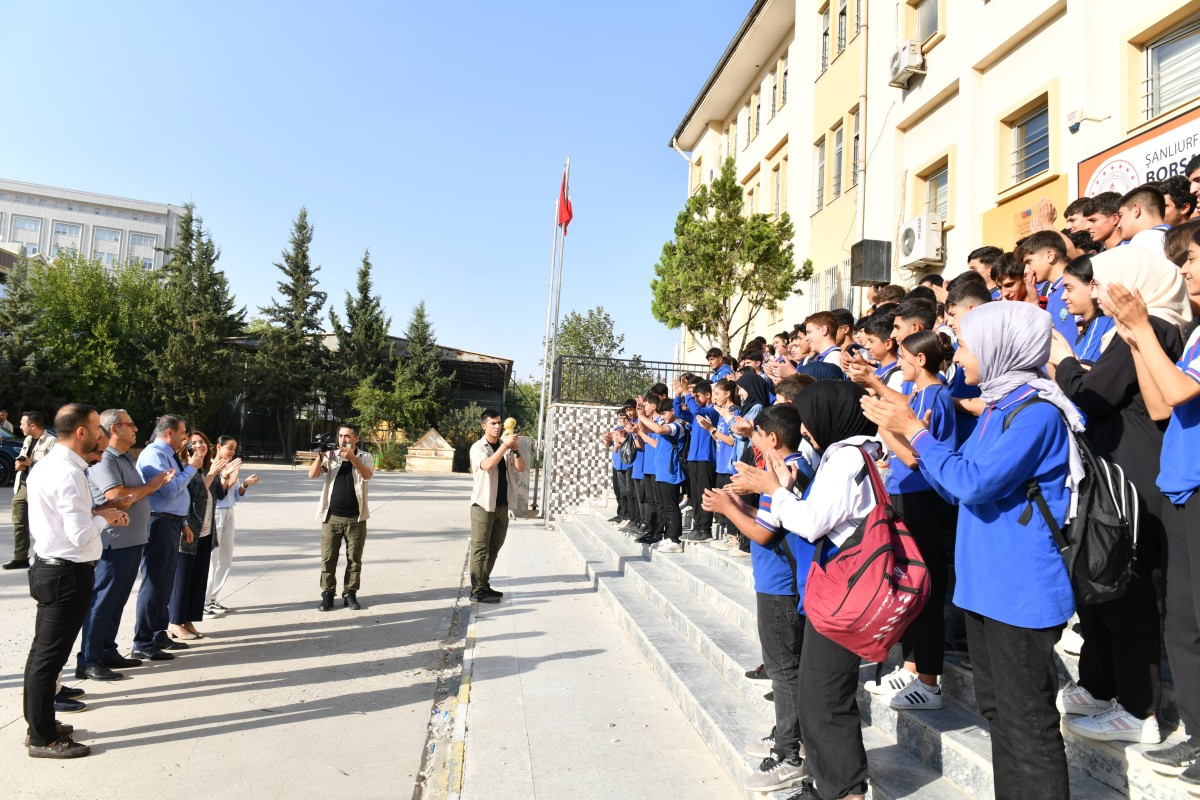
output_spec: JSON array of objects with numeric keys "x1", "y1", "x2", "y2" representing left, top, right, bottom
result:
[
  {"x1": 36, "y1": 557, "x2": 97, "y2": 567},
  {"x1": 151, "y1": 512, "x2": 187, "y2": 521}
]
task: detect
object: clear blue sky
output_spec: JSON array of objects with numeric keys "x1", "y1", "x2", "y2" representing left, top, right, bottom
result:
[{"x1": 5, "y1": 1, "x2": 750, "y2": 380}]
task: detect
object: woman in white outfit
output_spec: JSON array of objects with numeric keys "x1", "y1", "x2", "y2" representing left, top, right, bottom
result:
[{"x1": 205, "y1": 436, "x2": 259, "y2": 616}]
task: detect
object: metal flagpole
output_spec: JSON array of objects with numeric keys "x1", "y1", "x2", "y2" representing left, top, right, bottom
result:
[
  {"x1": 531, "y1": 160, "x2": 565, "y2": 520},
  {"x1": 542, "y1": 158, "x2": 570, "y2": 523}
]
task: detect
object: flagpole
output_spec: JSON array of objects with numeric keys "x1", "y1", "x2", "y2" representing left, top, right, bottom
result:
[
  {"x1": 541, "y1": 158, "x2": 571, "y2": 523},
  {"x1": 531, "y1": 160, "x2": 566, "y2": 520}
]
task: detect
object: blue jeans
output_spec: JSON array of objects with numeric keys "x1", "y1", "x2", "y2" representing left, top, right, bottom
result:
[
  {"x1": 78, "y1": 544, "x2": 143, "y2": 668},
  {"x1": 134, "y1": 517, "x2": 181, "y2": 652}
]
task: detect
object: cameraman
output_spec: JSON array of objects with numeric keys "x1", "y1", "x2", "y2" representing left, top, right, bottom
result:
[{"x1": 308, "y1": 423, "x2": 372, "y2": 611}]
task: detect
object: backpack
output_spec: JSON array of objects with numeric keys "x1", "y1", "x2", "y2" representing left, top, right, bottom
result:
[
  {"x1": 802, "y1": 447, "x2": 931, "y2": 662},
  {"x1": 1003, "y1": 398, "x2": 1138, "y2": 605}
]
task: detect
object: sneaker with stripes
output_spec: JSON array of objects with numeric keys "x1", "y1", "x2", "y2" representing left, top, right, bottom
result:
[
  {"x1": 1056, "y1": 681, "x2": 1109, "y2": 716},
  {"x1": 889, "y1": 679, "x2": 942, "y2": 710},
  {"x1": 865, "y1": 666, "x2": 916, "y2": 696},
  {"x1": 1066, "y1": 700, "x2": 1162, "y2": 744}
]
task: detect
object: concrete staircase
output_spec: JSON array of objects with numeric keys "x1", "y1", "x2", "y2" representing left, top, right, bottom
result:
[{"x1": 555, "y1": 506, "x2": 1190, "y2": 800}]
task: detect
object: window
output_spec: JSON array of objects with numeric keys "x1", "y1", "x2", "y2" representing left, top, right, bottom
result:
[
  {"x1": 925, "y1": 166, "x2": 949, "y2": 219},
  {"x1": 12, "y1": 216, "x2": 40, "y2": 231},
  {"x1": 141, "y1": 257, "x2": 154, "y2": 269},
  {"x1": 770, "y1": 72, "x2": 778, "y2": 118},
  {"x1": 832, "y1": 125, "x2": 844, "y2": 199},
  {"x1": 38, "y1": 199, "x2": 46, "y2": 207},
  {"x1": 856, "y1": 0, "x2": 863, "y2": 33},
  {"x1": 54, "y1": 222, "x2": 81, "y2": 236},
  {"x1": 1012, "y1": 105, "x2": 1050, "y2": 183},
  {"x1": 753, "y1": 92, "x2": 761, "y2": 137},
  {"x1": 1145, "y1": 15, "x2": 1200, "y2": 119},
  {"x1": 816, "y1": 140, "x2": 827, "y2": 210},
  {"x1": 97, "y1": 252, "x2": 118, "y2": 267},
  {"x1": 781, "y1": 56, "x2": 788, "y2": 106},
  {"x1": 744, "y1": 104, "x2": 751, "y2": 148},
  {"x1": 94, "y1": 228, "x2": 121, "y2": 243},
  {"x1": 915, "y1": 0, "x2": 938, "y2": 42},
  {"x1": 54, "y1": 201, "x2": 62, "y2": 209},
  {"x1": 838, "y1": 0, "x2": 848, "y2": 52},
  {"x1": 821, "y1": 8, "x2": 831, "y2": 70},
  {"x1": 130, "y1": 232, "x2": 157, "y2": 248},
  {"x1": 851, "y1": 110, "x2": 861, "y2": 187},
  {"x1": 773, "y1": 166, "x2": 782, "y2": 217},
  {"x1": 747, "y1": 186, "x2": 756, "y2": 214}
]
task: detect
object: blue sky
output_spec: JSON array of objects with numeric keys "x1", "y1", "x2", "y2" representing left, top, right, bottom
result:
[{"x1": 4, "y1": 1, "x2": 750, "y2": 379}]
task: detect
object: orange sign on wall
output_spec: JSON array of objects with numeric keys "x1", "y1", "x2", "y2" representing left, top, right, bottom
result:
[{"x1": 1078, "y1": 105, "x2": 1200, "y2": 196}]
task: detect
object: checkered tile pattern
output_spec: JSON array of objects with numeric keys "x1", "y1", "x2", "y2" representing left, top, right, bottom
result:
[{"x1": 546, "y1": 403, "x2": 622, "y2": 519}]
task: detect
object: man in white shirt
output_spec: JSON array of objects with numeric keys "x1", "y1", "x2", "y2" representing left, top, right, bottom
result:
[
  {"x1": 468, "y1": 410, "x2": 525, "y2": 604},
  {"x1": 1117, "y1": 184, "x2": 1171, "y2": 257},
  {"x1": 23, "y1": 403, "x2": 129, "y2": 759}
]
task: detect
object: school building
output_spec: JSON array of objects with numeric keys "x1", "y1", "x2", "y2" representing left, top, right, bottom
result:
[{"x1": 670, "y1": 0, "x2": 1200, "y2": 360}]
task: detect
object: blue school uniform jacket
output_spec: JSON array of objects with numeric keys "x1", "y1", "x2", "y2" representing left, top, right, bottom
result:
[
  {"x1": 674, "y1": 396, "x2": 718, "y2": 463},
  {"x1": 886, "y1": 384, "x2": 956, "y2": 495},
  {"x1": 715, "y1": 411, "x2": 740, "y2": 475},
  {"x1": 911, "y1": 385, "x2": 1075, "y2": 628},
  {"x1": 653, "y1": 420, "x2": 688, "y2": 485},
  {"x1": 1073, "y1": 316, "x2": 1114, "y2": 365},
  {"x1": 753, "y1": 454, "x2": 818, "y2": 598},
  {"x1": 1160, "y1": 328, "x2": 1200, "y2": 505}
]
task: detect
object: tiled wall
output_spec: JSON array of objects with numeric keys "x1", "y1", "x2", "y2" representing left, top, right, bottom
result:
[{"x1": 546, "y1": 403, "x2": 621, "y2": 519}]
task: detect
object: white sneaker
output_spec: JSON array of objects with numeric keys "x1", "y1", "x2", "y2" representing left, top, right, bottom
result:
[
  {"x1": 1059, "y1": 624, "x2": 1084, "y2": 656},
  {"x1": 745, "y1": 729, "x2": 776, "y2": 760},
  {"x1": 865, "y1": 666, "x2": 916, "y2": 696},
  {"x1": 743, "y1": 753, "x2": 808, "y2": 792},
  {"x1": 1067, "y1": 700, "x2": 1162, "y2": 744},
  {"x1": 1056, "y1": 681, "x2": 1110, "y2": 715},
  {"x1": 656, "y1": 539, "x2": 683, "y2": 553},
  {"x1": 709, "y1": 535, "x2": 735, "y2": 550},
  {"x1": 889, "y1": 680, "x2": 943, "y2": 710}
]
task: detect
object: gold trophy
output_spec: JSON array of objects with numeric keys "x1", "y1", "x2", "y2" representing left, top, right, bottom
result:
[{"x1": 503, "y1": 418, "x2": 518, "y2": 438}]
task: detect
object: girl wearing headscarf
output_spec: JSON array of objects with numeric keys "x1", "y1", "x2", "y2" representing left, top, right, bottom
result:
[
  {"x1": 1104, "y1": 225, "x2": 1200, "y2": 778},
  {"x1": 862, "y1": 301, "x2": 1076, "y2": 800},
  {"x1": 1046, "y1": 246, "x2": 1189, "y2": 745},
  {"x1": 731, "y1": 380, "x2": 881, "y2": 800}
]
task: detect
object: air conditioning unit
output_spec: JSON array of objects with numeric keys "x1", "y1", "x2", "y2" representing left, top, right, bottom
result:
[
  {"x1": 897, "y1": 213, "x2": 943, "y2": 269},
  {"x1": 888, "y1": 40, "x2": 926, "y2": 88}
]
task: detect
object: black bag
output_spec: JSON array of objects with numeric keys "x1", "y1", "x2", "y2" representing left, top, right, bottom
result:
[
  {"x1": 1004, "y1": 398, "x2": 1138, "y2": 605},
  {"x1": 619, "y1": 434, "x2": 637, "y2": 466}
]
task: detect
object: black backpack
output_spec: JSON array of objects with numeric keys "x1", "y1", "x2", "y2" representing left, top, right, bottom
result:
[{"x1": 1003, "y1": 398, "x2": 1138, "y2": 605}]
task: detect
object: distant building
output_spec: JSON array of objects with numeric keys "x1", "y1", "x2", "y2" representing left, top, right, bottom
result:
[{"x1": 0, "y1": 178, "x2": 185, "y2": 269}]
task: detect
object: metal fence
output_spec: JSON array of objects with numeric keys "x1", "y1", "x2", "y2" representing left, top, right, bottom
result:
[{"x1": 550, "y1": 355, "x2": 711, "y2": 406}]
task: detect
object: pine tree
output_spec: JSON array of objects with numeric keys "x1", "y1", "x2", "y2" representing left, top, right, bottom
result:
[
  {"x1": 393, "y1": 301, "x2": 453, "y2": 436},
  {"x1": 329, "y1": 249, "x2": 393, "y2": 418},
  {"x1": 156, "y1": 205, "x2": 245, "y2": 430},
  {"x1": 0, "y1": 256, "x2": 58, "y2": 412},
  {"x1": 254, "y1": 208, "x2": 328, "y2": 454}
]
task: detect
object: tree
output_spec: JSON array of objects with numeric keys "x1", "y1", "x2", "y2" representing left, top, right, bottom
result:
[
  {"x1": 253, "y1": 208, "x2": 328, "y2": 454},
  {"x1": 156, "y1": 205, "x2": 245, "y2": 431},
  {"x1": 547, "y1": 305, "x2": 651, "y2": 406},
  {"x1": 554, "y1": 306, "x2": 625, "y2": 360},
  {"x1": 0, "y1": 256, "x2": 57, "y2": 413},
  {"x1": 392, "y1": 301, "x2": 453, "y2": 435},
  {"x1": 651, "y1": 156, "x2": 811, "y2": 356},
  {"x1": 328, "y1": 248, "x2": 393, "y2": 419}
]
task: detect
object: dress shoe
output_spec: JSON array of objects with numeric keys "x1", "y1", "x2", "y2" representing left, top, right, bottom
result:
[
  {"x1": 2, "y1": 558, "x2": 30, "y2": 570},
  {"x1": 28, "y1": 738, "x2": 90, "y2": 758},
  {"x1": 82, "y1": 664, "x2": 123, "y2": 681},
  {"x1": 130, "y1": 648, "x2": 175, "y2": 661},
  {"x1": 318, "y1": 591, "x2": 335, "y2": 611},
  {"x1": 343, "y1": 592, "x2": 361, "y2": 610},
  {"x1": 472, "y1": 591, "x2": 501, "y2": 605},
  {"x1": 57, "y1": 686, "x2": 85, "y2": 700},
  {"x1": 161, "y1": 640, "x2": 189, "y2": 651},
  {"x1": 102, "y1": 655, "x2": 142, "y2": 669},
  {"x1": 53, "y1": 697, "x2": 87, "y2": 714},
  {"x1": 479, "y1": 588, "x2": 503, "y2": 599},
  {"x1": 25, "y1": 722, "x2": 73, "y2": 746}
]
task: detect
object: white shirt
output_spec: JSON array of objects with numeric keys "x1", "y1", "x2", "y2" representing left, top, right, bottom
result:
[
  {"x1": 769, "y1": 436, "x2": 881, "y2": 547},
  {"x1": 1128, "y1": 228, "x2": 1167, "y2": 258},
  {"x1": 27, "y1": 444, "x2": 106, "y2": 562}
]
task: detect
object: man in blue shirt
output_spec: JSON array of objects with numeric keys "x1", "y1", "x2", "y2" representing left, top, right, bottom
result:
[
  {"x1": 1017, "y1": 231, "x2": 1078, "y2": 342},
  {"x1": 707, "y1": 348, "x2": 732, "y2": 383},
  {"x1": 132, "y1": 415, "x2": 197, "y2": 660}
]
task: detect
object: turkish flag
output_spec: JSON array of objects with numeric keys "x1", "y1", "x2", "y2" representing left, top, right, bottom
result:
[{"x1": 557, "y1": 171, "x2": 573, "y2": 234}]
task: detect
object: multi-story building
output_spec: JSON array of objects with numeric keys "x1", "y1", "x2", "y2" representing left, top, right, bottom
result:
[
  {"x1": 671, "y1": 0, "x2": 1200, "y2": 360},
  {"x1": 0, "y1": 178, "x2": 184, "y2": 271}
]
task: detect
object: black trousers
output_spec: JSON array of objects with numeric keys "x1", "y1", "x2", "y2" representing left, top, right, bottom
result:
[
  {"x1": 757, "y1": 593, "x2": 804, "y2": 758},
  {"x1": 965, "y1": 611, "x2": 1069, "y2": 800},
  {"x1": 796, "y1": 618, "x2": 868, "y2": 799},
  {"x1": 25, "y1": 559, "x2": 94, "y2": 746},
  {"x1": 613, "y1": 468, "x2": 633, "y2": 519},
  {"x1": 631, "y1": 477, "x2": 646, "y2": 526},
  {"x1": 713, "y1": 472, "x2": 733, "y2": 534},
  {"x1": 891, "y1": 490, "x2": 954, "y2": 676},
  {"x1": 641, "y1": 474, "x2": 661, "y2": 535},
  {"x1": 656, "y1": 480, "x2": 683, "y2": 542},
  {"x1": 1163, "y1": 492, "x2": 1200, "y2": 733},
  {"x1": 685, "y1": 461, "x2": 716, "y2": 535}
]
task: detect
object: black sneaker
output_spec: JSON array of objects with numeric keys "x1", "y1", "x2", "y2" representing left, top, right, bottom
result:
[
  {"x1": 634, "y1": 533, "x2": 661, "y2": 544},
  {"x1": 53, "y1": 697, "x2": 87, "y2": 714},
  {"x1": 1182, "y1": 763, "x2": 1200, "y2": 786},
  {"x1": 1145, "y1": 737, "x2": 1200, "y2": 774},
  {"x1": 782, "y1": 783, "x2": 818, "y2": 800},
  {"x1": 57, "y1": 686, "x2": 85, "y2": 700}
]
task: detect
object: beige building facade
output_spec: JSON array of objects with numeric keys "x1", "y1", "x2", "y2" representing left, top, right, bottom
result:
[{"x1": 672, "y1": 0, "x2": 1200, "y2": 360}]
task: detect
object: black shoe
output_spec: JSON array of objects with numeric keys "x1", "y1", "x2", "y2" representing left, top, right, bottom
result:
[
  {"x1": 102, "y1": 655, "x2": 142, "y2": 669},
  {"x1": 634, "y1": 533, "x2": 662, "y2": 544},
  {"x1": 318, "y1": 591, "x2": 335, "y2": 611},
  {"x1": 746, "y1": 664, "x2": 769, "y2": 680},
  {"x1": 130, "y1": 648, "x2": 175, "y2": 661},
  {"x1": 2, "y1": 558, "x2": 30, "y2": 570},
  {"x1": 343, "y1": 592, "x2": 361, "y2": 610},
  {"x1": 160, "y1": 640, "x2": 189, "y2": 650},
  {"x1": 764, "y1": 691, "x2": 775, "y2": 702},
  {"x1": 606, "y1": 515, "x2": 622, "y2": 523},
  {"x1": 781, "y1": 782, "x2": 818, "y2": 800},
  {"x1": 1145, "y1": 737, "x2": 1200, "y2": 773},
  {"x1": 53, "y1": 697, "x2": 87, "y2": 714},
  {"x1": 57, "y1": 686, "x2": 85, "y2": 700},
  {"x1": 24, "y1": 722, "x2": 73, "y2": 746},
  {"x1": 472, "y1": 591, "x2": 501, "y2": 604},
  {"x1": 28, "y1": 737, "x2": 90, "y2": 758},
  {"x1": 81, "y1": 664, "x2": 123, "y2": 681},
  {"x1": 481, "y1": 588, "x2": 503, "y2": 598}
]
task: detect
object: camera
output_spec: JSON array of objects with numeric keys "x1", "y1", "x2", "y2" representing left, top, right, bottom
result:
[{"x1": 313, "y1": 432, "x2": 338, "y2": 453}]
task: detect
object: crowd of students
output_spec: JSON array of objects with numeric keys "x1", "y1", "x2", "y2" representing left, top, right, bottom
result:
[{"x1": 601, "y1": 163, "x2": 1200, "y2": 800}]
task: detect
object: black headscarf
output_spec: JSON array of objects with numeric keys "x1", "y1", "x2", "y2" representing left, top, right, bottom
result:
[
  {"x1": 792, "y1": 380, "x2": 876, "y2": 455},
  {"x1": 735, "y1": 370, "x2": 771, "y2": 416}
]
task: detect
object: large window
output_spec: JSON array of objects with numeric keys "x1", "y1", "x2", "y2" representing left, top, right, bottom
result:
[
  {"x1": 851, "y1": 110, "x2": 861, "y2": 187},
  {"x1": 838, "y1": 0, "x2": 848, "y2": 52},
  {"x1": 1145, "y1": 15, "x2": 1200, "y2": 120},
  {"x1": 915, "y1": 0, "x2": 938, "y2": 42},
  {"x1": 816, "y1": 140, "x2": 826, "y2": 210},
  {"x1": 925, "y1": 166, "x2": 949, "y2": 219},
  {"x1": 1012, "y1": 105, "x2": 1050, "y2": 183},
  {"x1": 821, "y1": 8, "x2": 830, "y2": 70},
  {"x1": 12, "y1": 216, "x2": 40, "y2": 232},
  {"x1": 51, "y1": 222, "x2": 82, "y2": 257},
  {"x1": 832, "y1": 125, "x2": 844, "y2": 199},
  {"x1": 773, "y1": 165, "x2": 782, "y2": 217},
  {"x1": 130, "y1": 232, "x2": 157, "y2": 248}
]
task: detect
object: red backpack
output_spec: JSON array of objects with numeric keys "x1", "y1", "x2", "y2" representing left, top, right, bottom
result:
[{"x1": 803, "y1": 447, "x2": 931, "y2": 662}]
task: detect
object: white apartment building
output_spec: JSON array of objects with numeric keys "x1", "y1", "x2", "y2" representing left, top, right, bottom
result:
[
  {"x1": 671, "y1": 0, "x2": 1200, "y2": 360},
  {"x1": 0, "y1": 178, "x2": 185, "y2": 270}
]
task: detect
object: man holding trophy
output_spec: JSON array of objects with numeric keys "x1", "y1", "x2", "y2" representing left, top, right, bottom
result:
[{"x1": 467, "y1": 410, "x2": 526, "y2": 604}]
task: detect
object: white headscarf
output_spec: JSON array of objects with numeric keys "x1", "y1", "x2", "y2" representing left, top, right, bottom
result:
[
  {"x1": 1091, "y1": 245, "x2": 1192, "y2": 349},
  {"x1": 960, "y1": 301, "x2": 1085, "y2": 518}
]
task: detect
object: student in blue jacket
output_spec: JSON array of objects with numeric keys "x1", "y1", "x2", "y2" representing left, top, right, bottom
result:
[
  {"x1": 674, "y1": 378, "x2": 720, "y2": 542},
  {"x1": 862, "y1": 301, "x2": 1079, "y2": 800},
  {"x1": 637, "y1": 396, "x2": 689, "y2": 554}
]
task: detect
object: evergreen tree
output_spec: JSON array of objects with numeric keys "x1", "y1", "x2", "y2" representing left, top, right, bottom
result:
[
  {"x1": 156, "y1": 205, "x2": 245, "y2": 430},
  {"x1": 393, "y1": 301, "x2": 453, "y2": 436},
  {"x1": 254, "y1": 208, "x2": 328, "y2": 454},
  {"x1": 329, "y1": 248, "x2": 393, "y2": 418},
  {"x1": 0, "y1": 256, "x2": 57, "y2": 413}
]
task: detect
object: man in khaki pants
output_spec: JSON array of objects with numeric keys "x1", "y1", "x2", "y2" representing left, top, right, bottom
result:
[
  {"x1": 309, "y1": 424, "x2": 373, "y2": 612},
  {"x1": 468, "y1": 410, "x2": 525, "y2": 604}
]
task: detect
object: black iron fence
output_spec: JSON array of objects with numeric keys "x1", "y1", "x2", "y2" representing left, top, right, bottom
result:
[{"x1": 551, "y1": 355, "x2": 711, "y2": 406}]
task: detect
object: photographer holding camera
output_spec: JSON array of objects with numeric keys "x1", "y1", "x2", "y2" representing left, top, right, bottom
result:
[
  {"x1": 308, "y1": 423, "x2": 373, "y2": 611},
  {"x1": 6, "y1": 412, "x2": 57, "y2": 571}
]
